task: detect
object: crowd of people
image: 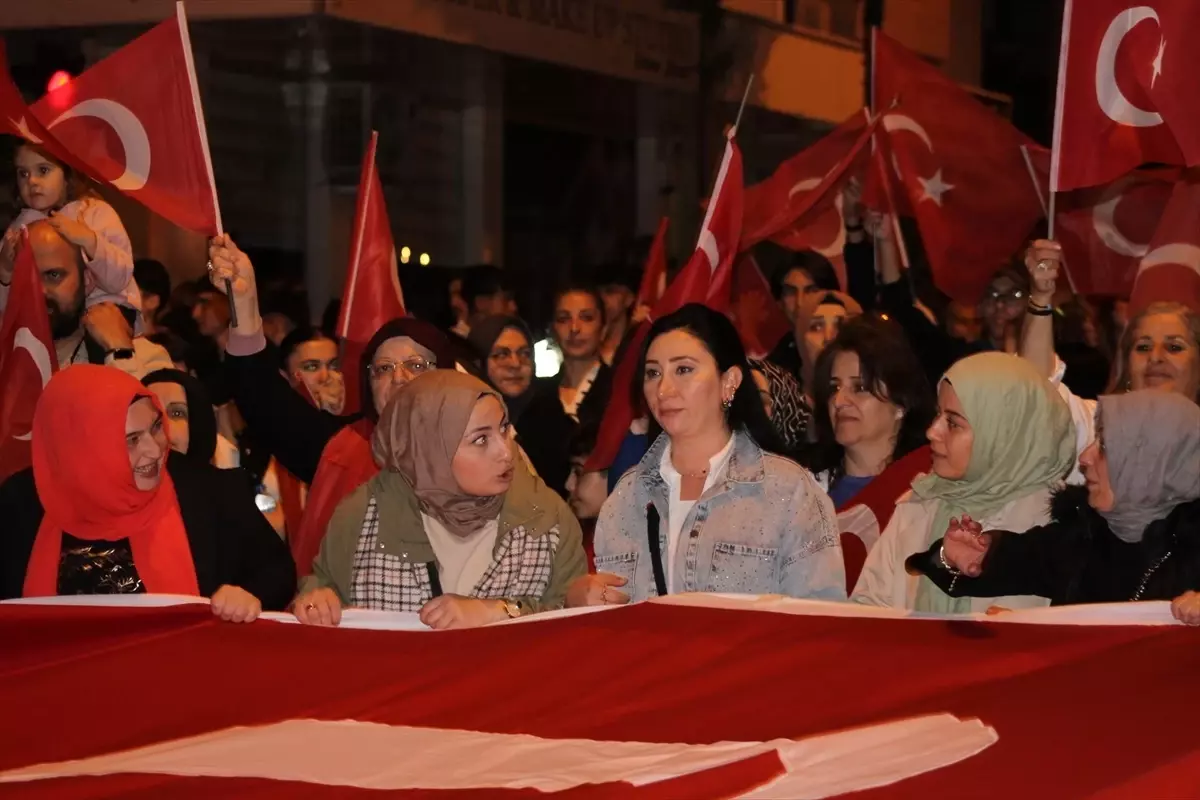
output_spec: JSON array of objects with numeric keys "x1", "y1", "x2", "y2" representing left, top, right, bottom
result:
[{"x1": 1, "y1": 138, "x2": 1198, "y2": 629}]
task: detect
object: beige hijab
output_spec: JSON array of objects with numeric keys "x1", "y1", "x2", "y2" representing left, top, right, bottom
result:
[{"x1": 372, "y1": 370, "x2": 507, "y2": 536}]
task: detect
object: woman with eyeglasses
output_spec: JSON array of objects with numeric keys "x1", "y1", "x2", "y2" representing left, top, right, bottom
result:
[
  {"x1": 909, "y1": 390, "x2": 1200, "y2": 622},
  {"x1": 206, "y1": 236, "x2": 459, "y2": 577},
  {"x1": 469, "y1": 315, "x2": 577, "y2": 496}
]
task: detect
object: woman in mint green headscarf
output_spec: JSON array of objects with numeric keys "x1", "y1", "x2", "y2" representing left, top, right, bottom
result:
[{"x1": 851, "y1": 352, "x2": 1076, "y2": 612}]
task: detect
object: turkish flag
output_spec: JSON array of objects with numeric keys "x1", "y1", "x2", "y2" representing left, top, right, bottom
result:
[
  {"x1": 336, "y1": 131, "x2": 406, "y2": 415},
  {"x1": 586, "y1": 135, "x2": 743, "y2": 471},
  {"x1": 872, "y1": 31, "x2": 1044, "y2": 305},
  {"x1": 31, "y1": 3, "x2": 222, "y2": 235},
  {"x1": 730, "y1": 254, "x2": 791, "y2": 360},
  {"x1": 741, "y1": 109, "x2": 877, "y2": 290},
  {"x1": 0, "y1": 233, "x2": 58, "y2": 483},
  {"x1": 636, "y1": 217, "x2": 669, "y2": 311},
  {"x1": 0, "y1": 42, "x2": 92, "y2": 179},
  {"x1": 1129, "y1": 173, "x2": 1200, "y2": 314},
  {"x1": 1051, "y1": 0, "x2": 1200, "y2": 193}
]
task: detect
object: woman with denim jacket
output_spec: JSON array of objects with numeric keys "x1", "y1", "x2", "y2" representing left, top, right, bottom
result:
[{"x1": 570, "y1": 304, "x2": 844, "y2": 606}]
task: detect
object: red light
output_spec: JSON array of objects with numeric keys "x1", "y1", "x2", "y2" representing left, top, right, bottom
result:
[{"x1": 47, "y1": 70, "x2": 72, "y2": 93}]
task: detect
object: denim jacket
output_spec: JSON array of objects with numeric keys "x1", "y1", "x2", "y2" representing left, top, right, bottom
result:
[{"x1": 593, "y1": 430, "x2": 845, "y2": 602}]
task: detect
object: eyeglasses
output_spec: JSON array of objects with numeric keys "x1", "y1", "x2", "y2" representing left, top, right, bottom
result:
[
  {"x1": 368, "y1": 357, "x2": 435, "y2": 380},
  {"x1": 983, "y1": 289, "x2": 1026, "y2": 305},
  {"x1": 490, "y1": 347, "x2": 533, "y2": 365}
]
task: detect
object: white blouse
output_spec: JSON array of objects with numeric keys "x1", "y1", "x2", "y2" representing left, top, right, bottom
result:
[{"x1": 658, "y1": 435, "x2": 735, "y2": 594}]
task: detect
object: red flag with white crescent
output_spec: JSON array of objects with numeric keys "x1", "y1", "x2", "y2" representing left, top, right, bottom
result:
[
  {"x1": 871, "y1": 31, "x2": 1044, "y2": 305},
  {"x1": 1050, "y1": 0, "x2": 1200, "y2": 193},
  {"x1": 31, "y1": 2, "x2": 222, "y2": 235},
  {"x1": 741, "y1": 109, "x2": 877, "y2": 290},
  {"x1": 1129, "y1": 173, "x2": 1200, "y2": 314},
  {"x1": 586, "y1": 135, "x2": 743, "y2": 471},
  {"x1": 0, "y1": 232, "x2": 58, "y2": 483},
  {"x1": 0, "y1": 42, "x2": 93, "y2": 179},
  {"x1": 336, "y1": 131, "x2": 407, "y2": 416}
]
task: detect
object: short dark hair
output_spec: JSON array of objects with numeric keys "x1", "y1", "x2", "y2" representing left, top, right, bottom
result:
[
  {"x1": 804, "y1": 315, "x2": 936, "y2": 480},
  {"x1": 461, "y1": 265, "x2": 507, "y2": 311},
  {"x1": 568, "y1": 420, "x2": 600, "y2": 461},
  {"x1": 772, "y1": 251, "x2": 840, "y2": 299},
  {"x1": 278, "y1": 325, "x2": 334, "y2": 370},
  {"x1": 635, "y1": 303, "x2": 787, "y2": 457},
  {"x1": 133, "y1": 259, "x2": 171, "y2": 305}
]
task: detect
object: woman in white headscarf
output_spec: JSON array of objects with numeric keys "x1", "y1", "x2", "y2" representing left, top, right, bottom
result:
[{"x1": 910, "y1": 389, "x2": 1200, "y2": 617}]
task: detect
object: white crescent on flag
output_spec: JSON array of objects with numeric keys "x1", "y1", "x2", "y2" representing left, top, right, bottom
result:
[
  {"x1": 1095, "y1": 8, "x2": 1164, "y2": 128},
  {"x1": 10, "y1": 327, "x2": 53, "y2": 442},
  {"x1": 47, "y1": 98, "x2": 151, "y2": 191},
  {"x1": 784, "y1": 174, "x2": 846, "y2": 257},
  {"x1": 1136, "y1": 243, "x2": 1200, "y2": 278},
  {"x1": 1093, "y1": 179, "x2": 1152, "y2": 257}
]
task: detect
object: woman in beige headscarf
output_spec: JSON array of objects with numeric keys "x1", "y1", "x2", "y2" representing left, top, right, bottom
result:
[{"x1": 294, "y1": 371, "x2": 586, "y2": 629}]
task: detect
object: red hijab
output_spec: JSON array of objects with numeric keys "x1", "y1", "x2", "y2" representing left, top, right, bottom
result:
[{"x1": 23, "y1": 365, "x2": 200, "y2": 597}]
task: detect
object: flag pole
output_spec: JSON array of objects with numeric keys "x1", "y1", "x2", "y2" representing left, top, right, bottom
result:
[
  {"x1": 1020, "y1": 144, "x2": 1077, "y2": 295},
  {"x1": 1047, "y1": 0, "x2": 1074, "y2": 242},
  {"x1": 177, "y1": 1, "x2": 234, "y2": 325},
  {"x1": 731, "y1": 74, "x2": 754, "y2": 136}
]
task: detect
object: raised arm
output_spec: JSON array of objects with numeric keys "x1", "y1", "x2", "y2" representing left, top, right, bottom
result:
[{"x1": 1019, "y1": 239, "x2": 1063, "y2": 380}]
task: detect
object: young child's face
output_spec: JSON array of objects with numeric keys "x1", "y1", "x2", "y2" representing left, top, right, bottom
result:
[{"x1": 15, "y1": 145, "x2": 67, "y2": 212}]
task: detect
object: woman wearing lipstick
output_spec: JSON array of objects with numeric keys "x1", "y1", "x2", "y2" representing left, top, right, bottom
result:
[
  {"x1": 909, "y1": 390, "x2": 1200, "y2": 621},
  {"x1": 0, "y1": 366, "x2": 296, "y2": 620},
  {"x1": 852, "y1": 352, "x2": 1076, "y2": 612},
  {"x1": 578, "y1": 304, "x2": 844, "y2": 606},
  {"x1": 547, "y1": 286, "x2": 612, "y2": 427},
  {"x1": 293, "y1": 371, "x2": 586, "y2": 629},
  {"x1": 1020, "y1": 240, "x2": 1200, "y2": 480}
]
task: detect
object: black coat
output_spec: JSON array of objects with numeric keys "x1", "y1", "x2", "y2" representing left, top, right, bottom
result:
[
  {"x1": 909, "y1": 486, "x2": 1200, "y2": 605},
  {"x1": 0, "y1": 452, "x2": 296, "y2": 609}
]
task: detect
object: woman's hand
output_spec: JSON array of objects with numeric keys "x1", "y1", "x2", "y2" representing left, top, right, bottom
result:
[
  {"x1": 1171, "y1": 591, "x2": 1200, "y2": 625},
  {"x1": 419, "y1": 595, "x2": 507, "y2": 630},
  {"x1": 294, "y1": 587, "x2": 343, "y2": 626},
  {"x1": 207, "y1": 233, "x2": 257, "y2": 301},
  {"x1": 566, "y1": 573, "x2": 630, "y2": 607},
  {"x1": 317, "y1": 373, "x2": 347, "y2": 415},
  {"x1": 211, "y1": 584, "x2": 263, "y2": 623},
  {"x1": 1023, "y1": 239, "x2": 1063, "y2": 306},
  {"x1": 941, "y1": 515, "x2": 991, "y2": 577},
  {"x1": 46, "y1": 212, "x2": 99, "y2": 258}
]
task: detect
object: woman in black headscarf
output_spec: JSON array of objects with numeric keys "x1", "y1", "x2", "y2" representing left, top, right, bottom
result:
[
  {"x1": 141, "y1": 369, "x2": 218, "y2": 464},
  {"x1": 468, "y1": 315, "x2": 576, "y2": 497}
]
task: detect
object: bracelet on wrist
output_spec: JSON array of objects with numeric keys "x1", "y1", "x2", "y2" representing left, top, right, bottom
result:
[
  {"x1": 938, "y1": 544, "x2": 962, "y2": 576},
  {"x1": 1027, "y1": 301, "x2": 1054, "y2": 316}
]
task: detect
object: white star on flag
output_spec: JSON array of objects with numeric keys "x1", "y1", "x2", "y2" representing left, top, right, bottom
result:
[
  {"x1": 1152, "y1": 38, "x2": 1166, "y2": 88},
  {"x1": 9, "y1": 116, "x2": 42, "y2": 144},
  {"x1": 918, "y1": 169, "x2": 954, "y2": 206}
]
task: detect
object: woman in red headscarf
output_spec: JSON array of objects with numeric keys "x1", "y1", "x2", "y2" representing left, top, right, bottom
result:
[{"x1": 0, "y1": 365, "x2": 296, "y2": 620}]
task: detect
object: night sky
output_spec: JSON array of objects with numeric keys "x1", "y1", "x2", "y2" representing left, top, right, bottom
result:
[{"x1": 981, "y1": 0, "x2": 1066, "y2": 145}]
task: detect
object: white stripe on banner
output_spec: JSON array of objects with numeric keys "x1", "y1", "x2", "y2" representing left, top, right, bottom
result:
[{"x1": 0, "y1": 715, "x2": 997, "y2": 798}]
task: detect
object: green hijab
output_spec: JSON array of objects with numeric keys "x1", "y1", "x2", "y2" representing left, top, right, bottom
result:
[{"x1": 912, "y1": 352, "x2": 1076, "y2": 613}]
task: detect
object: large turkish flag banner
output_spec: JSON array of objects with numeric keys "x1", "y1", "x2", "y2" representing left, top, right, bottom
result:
[
  {"x1": 31, "y1": 3, "x2": 221, "y2": 235},
  {"x1": 1051, "y1": 0, "x2": 1200, "y2": 192},
  {"x1": 1129, "y1": 172, "x2": 1200, "y2": 314}
]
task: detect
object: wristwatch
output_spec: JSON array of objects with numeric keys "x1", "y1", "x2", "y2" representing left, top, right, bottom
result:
[
  {"x1": 499, "y1": 599, "x2": 522, "y2": 619},
  {"x1": 105, "y1": 347, "x2": 135, "y2": 361}
]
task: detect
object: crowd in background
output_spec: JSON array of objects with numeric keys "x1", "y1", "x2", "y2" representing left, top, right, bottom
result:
[{"x1": 1, "y1": 137, "x2": 1198, "y2": 629}]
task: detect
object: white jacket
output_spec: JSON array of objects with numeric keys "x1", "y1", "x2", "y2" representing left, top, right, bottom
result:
[{"x1": 851, "y1": 488, "x2": 1056, "y2": 612}]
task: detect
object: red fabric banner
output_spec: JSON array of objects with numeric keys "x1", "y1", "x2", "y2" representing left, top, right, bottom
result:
[
  {"x1": 1128, "y1": 172, "x2": 1200, "y2": 314},
  {"x1": 2, "y1": 603, "x2": 1200, "y2": 797}
]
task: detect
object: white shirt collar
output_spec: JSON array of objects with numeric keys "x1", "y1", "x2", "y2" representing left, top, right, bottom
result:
[{"x1": 660, "y1": 433, "x2": 736, "y2": 492}]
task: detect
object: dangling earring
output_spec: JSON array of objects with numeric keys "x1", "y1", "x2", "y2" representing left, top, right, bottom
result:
[{"x1": 721, "y1": 397, "x2": 732, "y2": 411}]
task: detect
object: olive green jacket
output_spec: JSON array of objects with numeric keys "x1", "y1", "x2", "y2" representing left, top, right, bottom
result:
[{"x1": 302, "y1": 463, "x2": 586, "y2": 614}]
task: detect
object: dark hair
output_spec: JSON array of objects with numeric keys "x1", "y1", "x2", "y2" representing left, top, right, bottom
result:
[
  {"x1": 11, "y1": 141, "x2": 98, "y2": 211},
  {"x1": 461, "y1": 265, "x2": 507, "y2": 312},
  {"x1": 133, "y1": 259, "x2": 171, "y2": 306},
  {"x1": 568, "y1": 420, "x2": 600, "y2": 461},
  {"x1": 552, "y1": 284, "x2": 607, "y2": 327},
  {"x1": 635, "y1": 303, "x2": 786, "y2": 456},
  {"x1": 804, "y1": 316, "x2": 936, "y2": 480},
  {"x1": 278, "y1": 326, "x2": 334, "y2": 370},
  {"x1": 772, "y1": 251, "x2": 840, "y2": 299},
  {"x1": 146, "y1": 332, "x2": 191, "y2": 366}
]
